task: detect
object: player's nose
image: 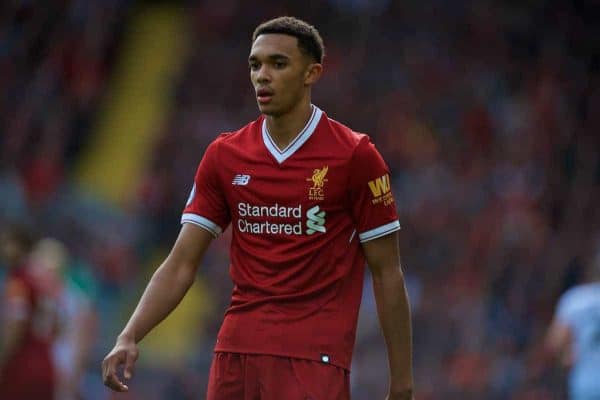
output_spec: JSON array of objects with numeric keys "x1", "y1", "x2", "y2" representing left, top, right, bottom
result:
[{"x1": 255, "y1": 65, "x2": 271, "y2": 84}]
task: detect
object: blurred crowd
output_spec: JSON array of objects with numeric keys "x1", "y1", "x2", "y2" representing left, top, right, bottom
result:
[
  {"x1": 1, "y1": 0, "x2": 599, "y2": 399},
  {"x1": 0, "y1": 0, "x2": 129, "y2": 203}
]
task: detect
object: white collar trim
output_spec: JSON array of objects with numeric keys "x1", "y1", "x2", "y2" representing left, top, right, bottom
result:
[{"x1": 262, "y1": 105, "x2": 323, "y2": 164}]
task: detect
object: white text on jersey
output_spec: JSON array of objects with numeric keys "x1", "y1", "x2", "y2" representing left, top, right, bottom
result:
[{"x1": 236, "y1": 202, "x2": 327, "y2": 236}]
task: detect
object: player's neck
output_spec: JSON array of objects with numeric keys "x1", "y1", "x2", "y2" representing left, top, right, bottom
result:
[{"x1": 265, "y1": 101, "x2": 313, "y2": 151}]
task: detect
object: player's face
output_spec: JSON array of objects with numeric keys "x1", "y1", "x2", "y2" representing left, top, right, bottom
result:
[{"x1": 249, "y1": 34, "x2": 320, "y2": 117}]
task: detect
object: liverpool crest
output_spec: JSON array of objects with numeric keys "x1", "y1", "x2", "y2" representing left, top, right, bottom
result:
[{"x1": 307, "y1": 166, "x2": 328, "y2": 201}]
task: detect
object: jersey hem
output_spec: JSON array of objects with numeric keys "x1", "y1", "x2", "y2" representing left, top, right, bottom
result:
[{"x1": 213, "y1": 345, "x2": 350, "y2": 371}]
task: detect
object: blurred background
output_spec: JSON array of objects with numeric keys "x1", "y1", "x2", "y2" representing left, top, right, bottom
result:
[{"x1": 0, "y1": 0, "x2": 598, "y2": 399}]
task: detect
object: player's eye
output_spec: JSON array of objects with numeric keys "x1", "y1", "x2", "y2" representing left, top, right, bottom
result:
[
  {"x1": 249, "y1": 62, "x2": 260, "y2": 71},
  {"x1": 274, "y1": 61, "x2": 286, "y2": 69}
]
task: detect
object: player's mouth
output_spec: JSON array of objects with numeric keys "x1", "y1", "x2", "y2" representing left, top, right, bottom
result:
[{"x1": 256, "y1": 88, "x2": 274, "y2": 104}]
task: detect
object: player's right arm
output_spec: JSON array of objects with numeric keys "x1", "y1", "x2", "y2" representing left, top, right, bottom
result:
[{"x1": 101, "y1": 223, "x2": 213, "y2": 392}]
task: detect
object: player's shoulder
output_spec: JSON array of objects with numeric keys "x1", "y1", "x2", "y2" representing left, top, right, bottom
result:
[
  {"x1": 206, "y1": 117, "x2": 262, "y2": 152},
  {"x1": 5, "y1": 275, "x2": 30, "y2": 299},
  {"x1": 214, "y1": 117, "x2": 261, "y2": 143},
  {"x1": 559, "y1": 282, "x2": 600, "y2": 311},
  {"x1": 323, "y1": 116, "x2": 370, "y2": 145},
  {"x1": 5, "y1": 269, "x2": 35, "y2": 298},
  {"x1": 327, "y1": 118, "x2": 382, "y2": 170}
]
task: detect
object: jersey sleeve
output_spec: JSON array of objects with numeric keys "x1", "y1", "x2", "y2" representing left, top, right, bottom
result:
[
  {"x1": 349, "y1": 136, "x2": 400, "y2": 243},
  {"x1": 181, "y1": 140, "x2": 230, "y2": 237},
  {"x1": 555, "y1": 288, "x2": 581, "y2": 327}
]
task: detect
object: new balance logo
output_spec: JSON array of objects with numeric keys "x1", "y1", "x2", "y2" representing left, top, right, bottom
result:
[
  {"x1": 306, "y1": 205, "x2": 326, "y2": 235},
  {"x1": 232, "y1": 174, "x2": 251, "y2": 185}
]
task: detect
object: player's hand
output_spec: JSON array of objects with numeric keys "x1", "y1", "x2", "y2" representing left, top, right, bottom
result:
[{"x1": 101, "y1": 335, "x2": 139, "y2": 392}]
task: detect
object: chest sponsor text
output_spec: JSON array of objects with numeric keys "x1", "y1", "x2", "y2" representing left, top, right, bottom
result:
[{"x1": 237, "y1": 202, "x2": 325, "y2": 236}]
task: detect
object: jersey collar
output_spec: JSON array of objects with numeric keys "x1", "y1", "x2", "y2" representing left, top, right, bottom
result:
[{"x1": 262, "y1": 105, "x2": 323, "y2": 164}]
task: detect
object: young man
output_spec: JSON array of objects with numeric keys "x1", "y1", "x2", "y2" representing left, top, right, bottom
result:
[
  {"x1": 545, "y1": 256, "x2": 600, "y2": 400},
  {"x1": 102, "y1": 17, "x2": 414, "y2": 399}
]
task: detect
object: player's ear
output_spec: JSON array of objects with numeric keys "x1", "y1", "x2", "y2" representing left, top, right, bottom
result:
[{"x1": 304, "y1": 62, "x2": 323, "y2": 86}]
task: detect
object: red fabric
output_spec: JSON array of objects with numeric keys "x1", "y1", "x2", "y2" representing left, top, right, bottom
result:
[
  {"x1": 0, "y1": 269, "x2": 55, "y2": 400},
  {"x1": 183, "y1": 109, "x2": 399, "y2": 369},
  {"x1": 207, "y1": 352, "x2": 350, "y2": 400},
  {"x1": 0, "y1": 341, "x2": 55, "y2": 400}
]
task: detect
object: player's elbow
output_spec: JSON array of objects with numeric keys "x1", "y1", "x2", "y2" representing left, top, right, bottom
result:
[
  {"x1": 370, "y1": 263, "x2": 405, "y2": 293},
  {"x1": 369, "y1": 261, "x2": 403, "y2": 281},
  {"x1": 155, "y1": 258, "x2": 198, "y2": 291},
  {"x1": 174, "y1": 261, "x2": 198, "y2": 289}
]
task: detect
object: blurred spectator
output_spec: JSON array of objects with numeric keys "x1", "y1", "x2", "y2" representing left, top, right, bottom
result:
[
  {"x1": 29, "y1": 237, "x2": 97, "y2": 400},
  {"x1": 0, "y1": 0, "x2": 127, "y2": 205},
  {"x1": 0, "y1": 223, "x2": 57, "y2": 400},
  {"x1": 545, "y1": 249, "x2": 600, "y2": 399}
]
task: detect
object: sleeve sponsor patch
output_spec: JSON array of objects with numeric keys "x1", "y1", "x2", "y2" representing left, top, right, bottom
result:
[{"x1": 367, "y1": 174, "x2": 394, "y2": 206}]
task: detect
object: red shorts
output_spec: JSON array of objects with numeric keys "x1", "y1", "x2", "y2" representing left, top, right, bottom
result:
[
  {"x1": 207, "y1": 352, "x2": 350, "y2": 400},
  {"x1": 0, "y1": 342, "x2": 55, "y2": 400}
]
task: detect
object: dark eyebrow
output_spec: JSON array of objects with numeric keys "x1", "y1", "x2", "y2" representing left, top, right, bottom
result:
[{"x1": 248, "y1": 53, "x2": 291, "y2": 62}]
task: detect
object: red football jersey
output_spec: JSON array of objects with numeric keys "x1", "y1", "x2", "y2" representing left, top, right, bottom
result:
[{"x1": 182, "y1": 105, "x2": 399, "y2": 370}]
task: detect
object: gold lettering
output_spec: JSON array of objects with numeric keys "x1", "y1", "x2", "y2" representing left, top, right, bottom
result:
[{"x1": 368, "y1": 174, "x2": 390, "y2": 198}]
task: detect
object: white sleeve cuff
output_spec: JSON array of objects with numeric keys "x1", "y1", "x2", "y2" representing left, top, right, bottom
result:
[
  {"x1": 181, "y1": 213, "x2": 222, "y2": 237},
  {"x1": 358, "y1": 220, "x2": 401, "y2": 243}
]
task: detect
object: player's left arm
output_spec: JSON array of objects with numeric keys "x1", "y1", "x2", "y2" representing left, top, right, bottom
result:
[
  {"x1": 545, "y1": 317, "x2": 574, "y2": 368},
  {"x1": 363, "y1": 231, "x2": 414, "y2": 400}
]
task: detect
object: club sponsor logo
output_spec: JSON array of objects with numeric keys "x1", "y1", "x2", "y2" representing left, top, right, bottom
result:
[
  {"x1": 236, "y1": 202, "x2": 326, "y2": 236},
  {"x1": 306, "y1": 205, "x2": 326, "y2": 234}
]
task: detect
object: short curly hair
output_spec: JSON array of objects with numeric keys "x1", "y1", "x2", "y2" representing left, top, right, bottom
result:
[{"x1": 252, "y1": 16, "x2": 325, "y2": 63}]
